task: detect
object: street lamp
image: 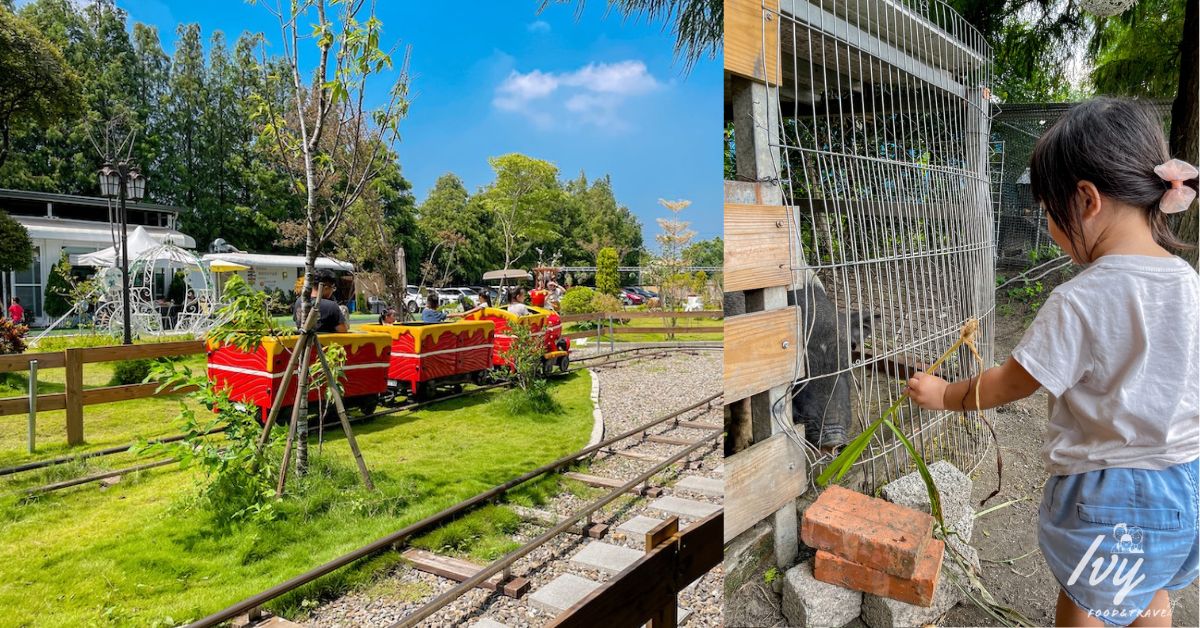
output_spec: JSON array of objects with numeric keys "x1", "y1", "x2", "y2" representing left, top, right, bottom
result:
[{"x1": 98, "y1": 161, "x2": 147, "y2": 345}]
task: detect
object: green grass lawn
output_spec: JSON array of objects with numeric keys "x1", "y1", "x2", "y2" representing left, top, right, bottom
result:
[
  {"x1": 0, "y1": 354, "x2": 209, "y2": 468},
  {"x1": 0, "y1": 371, "x2": 593, "y2": 626},
  {"x1": 568, "y1": 315, "x2": 724, "y2": 343}
]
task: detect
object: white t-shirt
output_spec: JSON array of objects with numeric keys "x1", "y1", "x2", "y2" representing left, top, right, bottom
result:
[
  {"x1": 1011, "y1": 254, "x2": 1199, "y2": 476},
  {"x1": 508, "y1": 302, "x2": 531, "y2": 316}
]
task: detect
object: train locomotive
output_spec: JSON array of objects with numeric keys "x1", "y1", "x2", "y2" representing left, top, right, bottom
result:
[{"x1": 206, "y1": 305, "x2": 572, "y2": 422}]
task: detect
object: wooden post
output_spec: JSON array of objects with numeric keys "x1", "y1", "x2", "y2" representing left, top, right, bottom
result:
[
  {"x1": 313, "y1": 339, "x2": 375, "y2": 490},
  {"x1": 647, "y1": 516, "x2": 680, "y2": 628},
  {"x1": 64, "y1": 348, "x2": 84, "y2": 446}
]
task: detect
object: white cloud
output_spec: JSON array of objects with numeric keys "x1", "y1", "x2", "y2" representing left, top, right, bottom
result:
[
  {"x1": 527, "y1": 20, "x2": 551, "y2": 33},
  {"x1": 492, "y1": 60, "x2": 660, "y2": 130}
]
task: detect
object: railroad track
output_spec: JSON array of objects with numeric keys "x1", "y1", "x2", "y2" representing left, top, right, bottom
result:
[
  {"x1": 187, "y1": 354, "x2": 724, "y2": 627},
  {"x1": 1, "y1": 344, "x2": 716, "y2": 486}
]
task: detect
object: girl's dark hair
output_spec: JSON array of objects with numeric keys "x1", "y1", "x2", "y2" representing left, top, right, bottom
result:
[{"x1": 1029, "y1": 97, "x2": 1197, "y2": 259}]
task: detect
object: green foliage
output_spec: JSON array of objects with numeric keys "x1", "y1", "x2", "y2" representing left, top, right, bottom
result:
[
  {"x1": 207, "y1": 275, "x2": 285, "y2": 352},
  {"x1": 559, "y1": 286, "x2": 597, "y2": 315},
  {"x1": 0, "y1": 6, "x2": 80, "y2": 169},
  {"x1": 684, "y1": 236, "x2": 723, "y2": 267},
  {"x1": 596, "y1": 247, "x2": 619, "y2": 295},
  {"x1": 591, "y1": 292, "x2": 623, "y2": 314},
  {"x1": 42, "y1": 252, "x2": 73, "y2": 318},
  {"x1": 479, "y1": 153, "x2": 564, "y2": 269},
  {"x1": 108, "y1": 359, "x2": 154, "y2": 386},
  {"x1": 0, "y1": 210, "x2": 31, "y2": 274},
  {"x1": 764, "y1": 567, "x2": 779, "y2": 585},
  {"x1": 1088, "y1": 0, "x2": 1184, "y2": 99},
  {"x1": 499, "y1": 322, "x2": 547, "y2": 393},
  {"x1": 723, "y1": 122, "x2": 735, "y2": 180},
  {"x1": 1029, "y1": 245, "x2": 1061, "y2": 264},
  {"x1": 135, "y1": 360, "x2": 279, "y2": 526}
]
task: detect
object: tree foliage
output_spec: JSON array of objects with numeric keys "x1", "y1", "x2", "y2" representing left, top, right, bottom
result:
[
  {"x1": 596, "y1": 247, "x2": 619, "y2": 295},
  {"x1": 43, "y1": 252, "x2": 73, "y2": 318},
  {"x1": 0, "y1": 210, "x2": 32, "y2": 273},
  {"x1": 683, "y1": 236, "x2": 722, "y2": 267},
  {"x1": 0, "y1": 6, "x2": 80, "y2": 169}
]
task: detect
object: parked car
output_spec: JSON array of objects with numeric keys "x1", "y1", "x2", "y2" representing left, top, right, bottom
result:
[
  {"x1": 403, "y1": 286, "x2": 422, "y2": 313},
  {"x1": 446, "y1": 287, "x2": 481, "y2": 306},
  {"x1": 619, "y1": 288, "x2": 645, "y2": 306},
  {"x1": 628, "y1": 286, "x2": 658, "y2": 300}
]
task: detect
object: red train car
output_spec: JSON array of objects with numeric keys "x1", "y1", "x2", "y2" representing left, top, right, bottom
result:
[
  {"x1": 463, "y1": 306, "x2": 570, "y2": 373},
  {"x1": 360, "y1": 319, "x2": 495, "y2": 400},
  {"x1": 206, "y1": 332, "x2": 392, "y2": 422}
]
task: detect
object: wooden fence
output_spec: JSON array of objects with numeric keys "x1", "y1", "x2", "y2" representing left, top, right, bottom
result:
[
  {"x1": 0, "y1": 340, "x2": 205, "y2": 445},
  {"x1": 548, "y1": 511, "x2": 722, "y2": 627},
  {"x1": 559, "y1": 310, "x2": 724, "y2": 341}
]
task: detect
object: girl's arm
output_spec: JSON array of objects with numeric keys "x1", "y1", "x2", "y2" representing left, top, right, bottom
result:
[{"x1": 906, "y1": 357, "x2": 1041, "y2": 411}]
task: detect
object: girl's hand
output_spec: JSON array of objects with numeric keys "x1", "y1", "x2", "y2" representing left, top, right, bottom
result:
[{"x1": 906, "y1": 372, "x2": 949, "y2": 410}]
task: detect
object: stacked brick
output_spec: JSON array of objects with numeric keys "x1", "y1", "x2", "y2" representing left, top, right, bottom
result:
[{"x1": 800, "y1": 484, "x2": 944, "y2": 607}]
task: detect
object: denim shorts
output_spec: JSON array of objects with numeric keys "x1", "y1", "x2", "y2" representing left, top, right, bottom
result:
[{"x1": 1039, "y1": 458, "x2": 1199, "y2": 626}]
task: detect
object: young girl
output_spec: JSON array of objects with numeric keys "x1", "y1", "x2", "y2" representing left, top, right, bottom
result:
[{"x1": 907, "y1": 98, "x2": 1198, "y2": 627}]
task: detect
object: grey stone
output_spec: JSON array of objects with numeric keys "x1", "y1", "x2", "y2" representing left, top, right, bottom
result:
[
  {"x1": 724, "y1": 521, "x2": 774, "y2": 597},
  {"x1": 471, "y1": 620, "x2": 509, "y2": 628},
  {"x1": 881, "y1": 460, "x2": 975, "y2": 542},
  {"x1": 570, "y1": 541, "x2": 643, "y2": 574},
  {"x1": 528, "y1": 574, "x2": 603, "y2": 614},
  {"x1": 648, "y1": 496, "x2": 721, "y2": 519},
  {"x1": 781, "y1": 561, "x2": 862, "y2": 628},
  {"x1": 860, "y1": 540, "x2": 982, "y2": 628},
  {"x1": 616, "y1": 515, "x2": 665, "y2": 548},
  {"x1": 676, "y1": 475, "x2": 724, "y2": 497}
]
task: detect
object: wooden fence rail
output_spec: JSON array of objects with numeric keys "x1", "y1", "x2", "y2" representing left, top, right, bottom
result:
[
  {"x1": 0, "y1": 340, "x2": 206, "y2": 445},
  {"x1": 548, "y1": 511, "x2": 723, "y2": 627},
  {"x1": 559, "y1": 310, "x2": 725, "y2": 342}
]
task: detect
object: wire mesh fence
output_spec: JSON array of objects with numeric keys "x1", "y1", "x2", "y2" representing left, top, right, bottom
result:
[
  {"x1": 758, "y1": 0, "x2": 996, "y2": 492},
  {"x1": 989, "y1": 101, "x2": 1173, "y2": 269}
]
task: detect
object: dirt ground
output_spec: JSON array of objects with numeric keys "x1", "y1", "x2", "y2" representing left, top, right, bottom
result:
[{"x1": 725, "y1": 302, "x2": 1199, "y2": 627}]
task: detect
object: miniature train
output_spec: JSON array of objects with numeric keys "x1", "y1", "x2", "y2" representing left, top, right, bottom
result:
[{"x1": 206, "y1": 306, "x2": 571, "y2": 422}]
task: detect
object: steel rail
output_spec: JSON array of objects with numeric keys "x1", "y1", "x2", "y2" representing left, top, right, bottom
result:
[
  {"x1": 186, "y1": 391, "x2": 722, "y2": 628},
  {"x1": 392, "y1": 410, "x2": 724, "y2": 627}
]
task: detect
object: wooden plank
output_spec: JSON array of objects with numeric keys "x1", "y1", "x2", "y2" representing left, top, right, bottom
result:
[
  {"x1": 604, "y1": 311, "x2": 724, "y2": 320},
  {"x1": 78, "y1": 340, "x2": 205, "y2": 363},
  {"x1": 608, "y1": 449, "x2": 665, "y2": 463},
  {"x1": 0, "y1": 351, "x2": 65, "y2": 373},
  {"x1": 724, "y1": 432, "x2": 807, "y2": 543},
  {"x1": 64, "y1": 348, "x2": 84, "y2": 446},
  {"x1": 609, "y1": 326, "x2": 721, "y2": 335},
  {"x1": 563, "y1": 472, "x2": 635, "y2": 492},
  {"x1": 549, "y1": 511, "x2": 723, "y2": 628},
  {"x1": 0, "y1": 393, "x2": 66, "y2": 416},
  {"x1": 723, "y1": 307, "x2": 799, "y2": 402},
  {"x1": 401, "y1": 548, "x2": 524, "y2": 597},
  {"x1": 725, "y1": 0, "x2": 779, "y2": 83},
  {"x1": 677, "y1": 420, "x2": 721, "y2": 431},
  {"x1": 80, "y1": 382, "x2": 199, "y2": 406},
  {"x1": 724, "y1": 204, "x2": 791, "y2": 292},
  {"x1": 646, "y1": 434, "x2": 700, "y2": 446}
]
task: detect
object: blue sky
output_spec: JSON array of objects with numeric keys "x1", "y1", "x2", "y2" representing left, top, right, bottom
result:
[{"x1": 104, "y1": 0, "x2": 722, "y2": 245}]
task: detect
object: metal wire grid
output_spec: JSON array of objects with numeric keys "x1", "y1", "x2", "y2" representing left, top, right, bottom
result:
[
  {"x1": 759, "y1": 0, "x2": 996, "y2": 492},
  {"x1": 989, "y1": 101, "x2": 1172, "y2": 268}
]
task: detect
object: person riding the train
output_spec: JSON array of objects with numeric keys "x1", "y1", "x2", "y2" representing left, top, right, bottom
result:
[
  {"x1": 422, "y1": 293, "x2": 447, "y2": 323},
  {"x1": 507, "y1": 287, "x2": 531, "y2": 316},
  {"x1": 378, "y1": 307, "x2": 396, "y2": 325},
  {"x1": 293, "y1": 269, "x2": 347, "y2": 333}
]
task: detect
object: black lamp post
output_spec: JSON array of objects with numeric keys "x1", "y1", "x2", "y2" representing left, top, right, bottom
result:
[{"x1": 98, "y1": 161, "x2": 146, "y2": 345}]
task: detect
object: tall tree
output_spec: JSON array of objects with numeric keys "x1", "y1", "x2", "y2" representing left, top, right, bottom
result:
[
  {"x1": 654, "y1": 198, "x2": 695, "y2": 310},
  {"x1": 166, "y1": 23, "x2": 206, "y2": 214},
  {"x1": 0, "y1": 7, "x2": 80, "y2": 169},
  {"x1": 417, "y1": 173, "x2": 491, "y2": 283},
  {"x1": 478, "y1": 153, "x2": 562, "y2": 271}
]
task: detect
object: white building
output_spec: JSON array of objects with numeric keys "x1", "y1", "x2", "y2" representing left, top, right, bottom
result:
[
  {"x1": 1, "y1": 189, "x2": 194, "y2": 326},
  {"x1": 201, "y1": 252, "x2": 354, "y2": 295}
]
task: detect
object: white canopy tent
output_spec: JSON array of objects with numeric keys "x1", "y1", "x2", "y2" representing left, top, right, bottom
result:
[{"x1": 72, "y1": 226, "x2": 165, "y2": 267}]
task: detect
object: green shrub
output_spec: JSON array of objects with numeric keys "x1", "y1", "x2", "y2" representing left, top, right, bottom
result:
[
  {"x1": 43, "y1": 252, "x2": 74, "y2": 318},
  {"x1": 590, "y1": 292, "x2": 623, "y2": 315},
  {"x1": 596, "y1": 247, "x2": 619, "y2": 295},
  {"x1": 559, "y1": 287, "x2": 596, "y2": 315},
  {"x1": 109, "y1": 359, "x2": 155, "y2": 386}
]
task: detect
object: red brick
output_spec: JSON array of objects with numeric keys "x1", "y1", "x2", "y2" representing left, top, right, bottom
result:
[
  {"x1": 813, "y1": 538, "x2": 945, "y2": 607},
  {"x1": 800, "y1": 484, "x2": 934, "y2": 578}
]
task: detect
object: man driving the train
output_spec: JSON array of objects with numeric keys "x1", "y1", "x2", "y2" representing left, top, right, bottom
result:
[{"x1": 293, "y1": 269, "x2": 348, "y2": 333}]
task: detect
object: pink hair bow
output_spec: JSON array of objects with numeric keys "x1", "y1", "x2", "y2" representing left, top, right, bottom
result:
[{"x1": 1153, "y1": 158, "x2": 1199, "y2": 214}]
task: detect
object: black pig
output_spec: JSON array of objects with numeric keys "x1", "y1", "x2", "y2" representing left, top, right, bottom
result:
[{"x1": 788, "y1": 281, "x2": 877, "y2": 452}]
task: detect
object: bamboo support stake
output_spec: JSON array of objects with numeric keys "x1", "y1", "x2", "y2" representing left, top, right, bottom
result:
[
  {"x1": 276, "y1": 331, "x2": 313, "y2": 497},
  {"x1": 314, "y1": 341, "x2": 375, "y2": 490}
]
